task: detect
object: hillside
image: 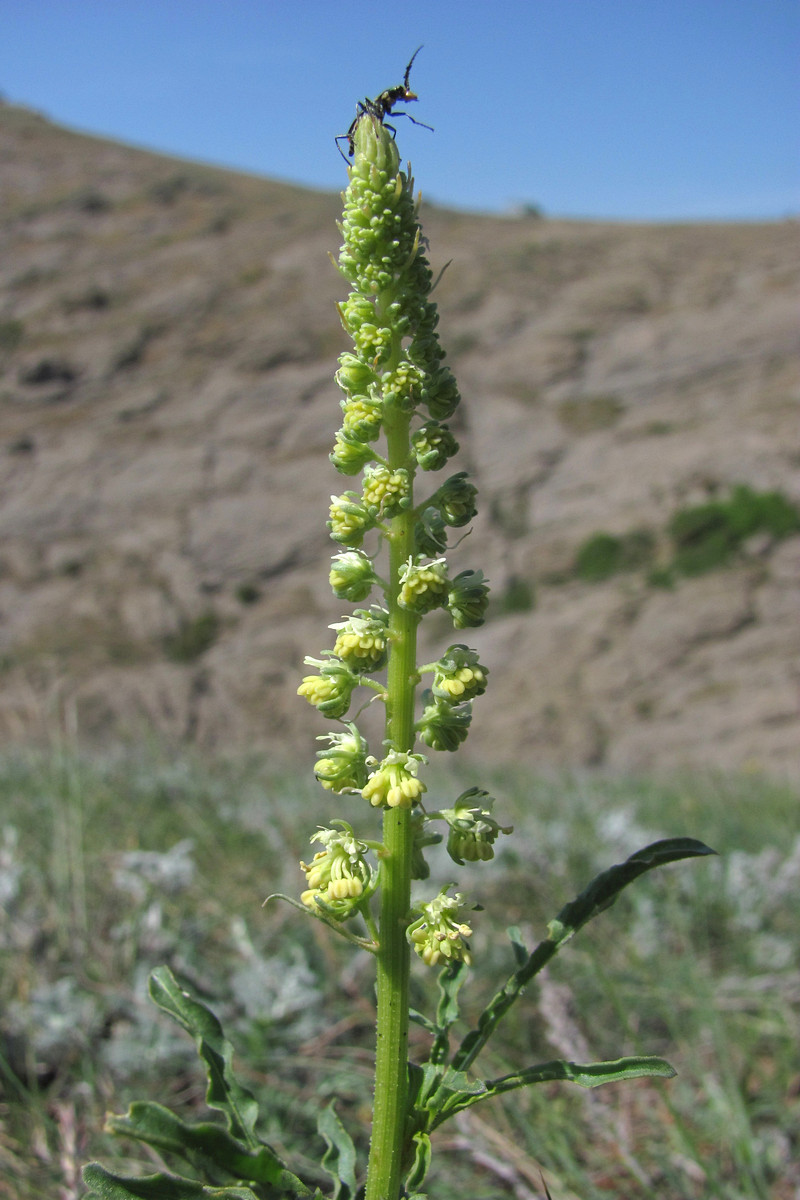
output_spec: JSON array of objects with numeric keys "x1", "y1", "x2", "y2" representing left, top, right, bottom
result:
[{"x1": 1, "y1": 101, "x2": 798, "y2": 777}]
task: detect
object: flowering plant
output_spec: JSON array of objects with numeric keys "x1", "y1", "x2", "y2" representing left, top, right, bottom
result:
[{"x1": 83, "y1": 62, "x2": 714, "y2": 1200}]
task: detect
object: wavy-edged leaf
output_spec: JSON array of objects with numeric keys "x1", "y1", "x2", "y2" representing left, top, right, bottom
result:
[
  {"x1": 318, "y1": 1102, "x2": 357, "y2": 1199},
  {"x1": 429, "y1": 1056, "x2": 676, "y2": 1126},
  {"x1": 106, "y1": 1102, "x2": 310, "y2": 1194},
  {"x1": 451, "y1": 837, "x2": 715, "y2": 1073},
  {"x1": 403, "y1": 1131, "x2": 432, "y2": 1195},
  {"x1": 546, "y1": 838, "x2": 716, "y2": 948},
  {"x1": 82, "y1": 1162, "x2": 258, "y2": 1199},
  {"x1": 148, "y1": 967, "x2": 259, "y2": 1146}
]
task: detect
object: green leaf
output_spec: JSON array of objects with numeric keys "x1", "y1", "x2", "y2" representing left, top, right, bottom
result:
[
  {"x1": 317, "y1": 1102, "x2": 357, "y2": 1199},
  {"x1": 429, "y1": 1056, "x2": 676, "y2": 1126},
  {"x1": 430, "y1": 960, "x2": 469, "y2": 1064},
  {"x1": 82, "y1": 1162, "x2": 258, "y2": 1199},
  {"x1": 547, "y1": 838, "x2": 717, "y2": 947},
  {"x1": 451, "y1": 837, "x2": 715, "y2": 1074},
  {"x1": 106, "y1": 1103, "x2": 310, "y2": 1195},
  {"x1": 403, "y1": 1132, "x2": 431, "y2": 1194},
  {"x1": 148, "y1": 967, "x2": 259, "y2": 1147}
]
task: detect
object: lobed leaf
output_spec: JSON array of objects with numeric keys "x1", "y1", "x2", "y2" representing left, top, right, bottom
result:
[
  {"x1": 106, "y1": 1103, "x2": 310, "y2": 1194},
  {"x1": 148, "y1": 966, "x2": 259, "y2": 1146},
  {"x1": 317, "y1": 1102, "x2": 357, "y2": 1200},
  {"x1": 82, "y1": 1162, "x2": 259, "y2": 1199}
]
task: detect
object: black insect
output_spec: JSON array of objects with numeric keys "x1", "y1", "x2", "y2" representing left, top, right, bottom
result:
[{"x1": 336, "y1": 46, "x2": 433, "y2": 162}]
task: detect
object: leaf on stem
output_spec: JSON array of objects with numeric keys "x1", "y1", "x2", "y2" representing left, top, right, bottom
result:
[
  {"x1": 318, "y1": 1102, "x2": 358, "y2": 1200},
  {"x1": 82, "y1": 1163, "x2": 259, "y2": 1199},
  {"x1": 148, "y1": 966, "x2": 260, "y2": 1146},
  {"x1": 427, "y1": 1056, "x2": 676, "y2": 1127},
  {"x1": 546, "y1": 837, "x2": 717, "y2": 948},
  {"x1": 105, "y1": 1102, "x2": 310, "y2": 1194},
  {"x1": 450, "y1": 837, "x2": 716, "y2": 1073}
]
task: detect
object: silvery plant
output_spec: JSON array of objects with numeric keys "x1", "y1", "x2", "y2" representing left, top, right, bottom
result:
[{"x1": 84, "y1": 56, "x2": 713, "y2": 1200}]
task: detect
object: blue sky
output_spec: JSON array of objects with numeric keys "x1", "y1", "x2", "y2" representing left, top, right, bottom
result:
[{"x1": 2, "y1": 0, "x2": 798, "y2": 220}]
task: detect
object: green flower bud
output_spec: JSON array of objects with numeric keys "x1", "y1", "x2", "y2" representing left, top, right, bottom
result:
[
  {"x1": 328, "y1": 492, "x2": 375, "y2": 546},
  {"x1": 447, "y1": 569, "x2": 490, "y2": 628},
  {"x1": 341, "y1": 395, "x2": 383, "y2": 442},
  {"x1": 423, "y1": 367, "x2": 460, "y2": 421},
  {"x1": 407, "y1": 888, "x2": 474, "y2": 967},
  {"x1": 362, "y1": 464, "x2": 411, "y2": 520},
  {"x1": 329, "y1": 550, "x2": 377, "y2": 602},
  {"x1": 335, "y1": 351, "x2": 377, "y2": 394},
  {"x1": 300, "y1": 821, "x2": 377, "y2": 921},
  {"x1": 436, "y1": 472, "x2": 478, "y2": 528},
  {"x1": 415, "y1": 506, "x2": 449, "y2": 556},
  {"x1": 330, "y1": 607, "x2": 389, "y2": 673},
  {"x1": 398, "y1": 556, "x2": 449, "y2": 615},
  {"x1": 352, "y1": 320, "x2": 394, "y2": 366},
  {"x1": 437, "y1": 788, "x2": 513, "y2": 866},
  {"x1": 430, "y1": 644, "x2": 488, "y2": 701},
  {"x1": 361, "y1": 749, "x2": 427, "y2": 809},
  {"x1": 298, "y1": 654, "x2": 359, "y2": 719},
  {"x1": 314, "y1": 723, "x2": 370, "y2": 792},
  {"x1": 330, "y1": 429, "x2": 375, "y2": 475},
  {"x1": 412, "y1": 421, "x2": 460, "y2": 471},
  {"x1": 417, "y1": 694, "x2": 473, "y2": 752},
  {"x1": 338, "y1": 293, "x2": 376, "y2": 336},
  {"x1": 352, "y1": 109, "x2": 402, "y2": 174},
  {"x1": 381, "y1": 362, "x2": 426, "y2": 414}
]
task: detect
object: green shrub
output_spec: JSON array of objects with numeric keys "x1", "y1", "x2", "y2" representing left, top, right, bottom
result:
[
  {"x1": 574, "y1": 528, "x2": 655, "y2": 583},
  {"x1": 669, "y1": 485, "x2": 800, "y2": 577},
  {"x1": 575, "y1": 533, "x2": 624, "y2": 582}
]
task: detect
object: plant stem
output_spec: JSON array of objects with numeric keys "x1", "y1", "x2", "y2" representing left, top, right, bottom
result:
[{"x1": 365, "y1": 406, "x2": 417, "y2": 1200}]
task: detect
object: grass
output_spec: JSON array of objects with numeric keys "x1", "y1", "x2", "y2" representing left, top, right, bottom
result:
[{"x1": 0, "y1": 746, "x2": 797, "y2": 1199}]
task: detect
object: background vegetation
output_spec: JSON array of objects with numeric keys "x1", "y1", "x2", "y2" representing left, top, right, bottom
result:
[{"x1": 1, "y1": 746, "x2": 796, "y2": 1198}]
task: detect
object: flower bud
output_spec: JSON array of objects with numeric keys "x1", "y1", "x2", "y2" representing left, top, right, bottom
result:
[
  {"x1": 330, "y1": 430, "x2": 375, "y2": 475},
  {"x1": 300, "y1": 821, "x2": 376, "y2": 921},
  {"x1": 330, "y1": 607, "x2": 389, "y2": 673},
  {"x1": 361, "y1": 749, "x2": 427, "y2": 809},
  {"x1": 415, "y1": 506, "x2": 449, "y2": 557},
  {"x1": 329, "y1": 550, "x2": 377, "y2": 602},
  {"x1": 335, "y1": 351, "x2": 377, "y2": 394},
  {"x1": 341, "y1": 395, "x2": 383, "y2": 442},
  {"x1": 328, "y1": 492, "x2": 375, "y2": 546},
  {"x1": 447, "y1": 569, "x2": 490, "y2": 629},
  {"x1": 417, "y1": 694, "x2": 473, "y2": 752},
  {"x1": 362, "y1": 465, "x2": 411, "y2": 520},
  {"x1": 438, "y1": 788, "x2": 513, "y2": 866},
  {"x1": 297, "y1": 654, "x2": 359, "y2": 719},
  {"x1": 430, "y1": 644, "x2": 488, "y2": 701},
  {"x1": 412, "y1": 421, "x2": 460, "y2": 471},
  {"x1": 398, "y1": 556, "x2": 449, "y2": 615},
  {"x1": 423, "y1": 367, "x2": 460, "y2": 422},
  {"x1": 314, "y1": 723, "x2": 370, "y2": 792},
  {"x1": 436, "y1": 473, "x2": 478, "y2": 528},
  {"x1": 407, "y1": 888, "x2": 474, "y2": 967}
]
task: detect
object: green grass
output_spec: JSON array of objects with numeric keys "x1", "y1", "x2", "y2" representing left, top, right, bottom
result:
[{"x1": 0, "y1": 748, "x2": 796, "y2": 1198}]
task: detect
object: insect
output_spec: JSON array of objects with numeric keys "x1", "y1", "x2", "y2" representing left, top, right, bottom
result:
[{"x1": 336, "y1": 45, "x2": 433, "y2": 162}]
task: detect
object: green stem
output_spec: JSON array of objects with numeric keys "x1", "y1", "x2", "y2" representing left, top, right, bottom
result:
[{"x1": 365, "y1": 404, "x2": 418, "y2": 1200}]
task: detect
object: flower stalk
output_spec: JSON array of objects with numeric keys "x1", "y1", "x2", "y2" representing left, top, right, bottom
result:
[{"x1": 297, "y1": 105, "x2": 493, "y2": 1199}]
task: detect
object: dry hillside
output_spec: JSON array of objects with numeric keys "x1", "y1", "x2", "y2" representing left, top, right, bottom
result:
[{"x1": 1, "y1": 101, "x2": 798, "y2": 777}]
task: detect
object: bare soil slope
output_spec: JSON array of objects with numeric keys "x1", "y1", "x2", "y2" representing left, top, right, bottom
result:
[{"x1": 1, "y1": 102, "x2": 798, "y2": 776}]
